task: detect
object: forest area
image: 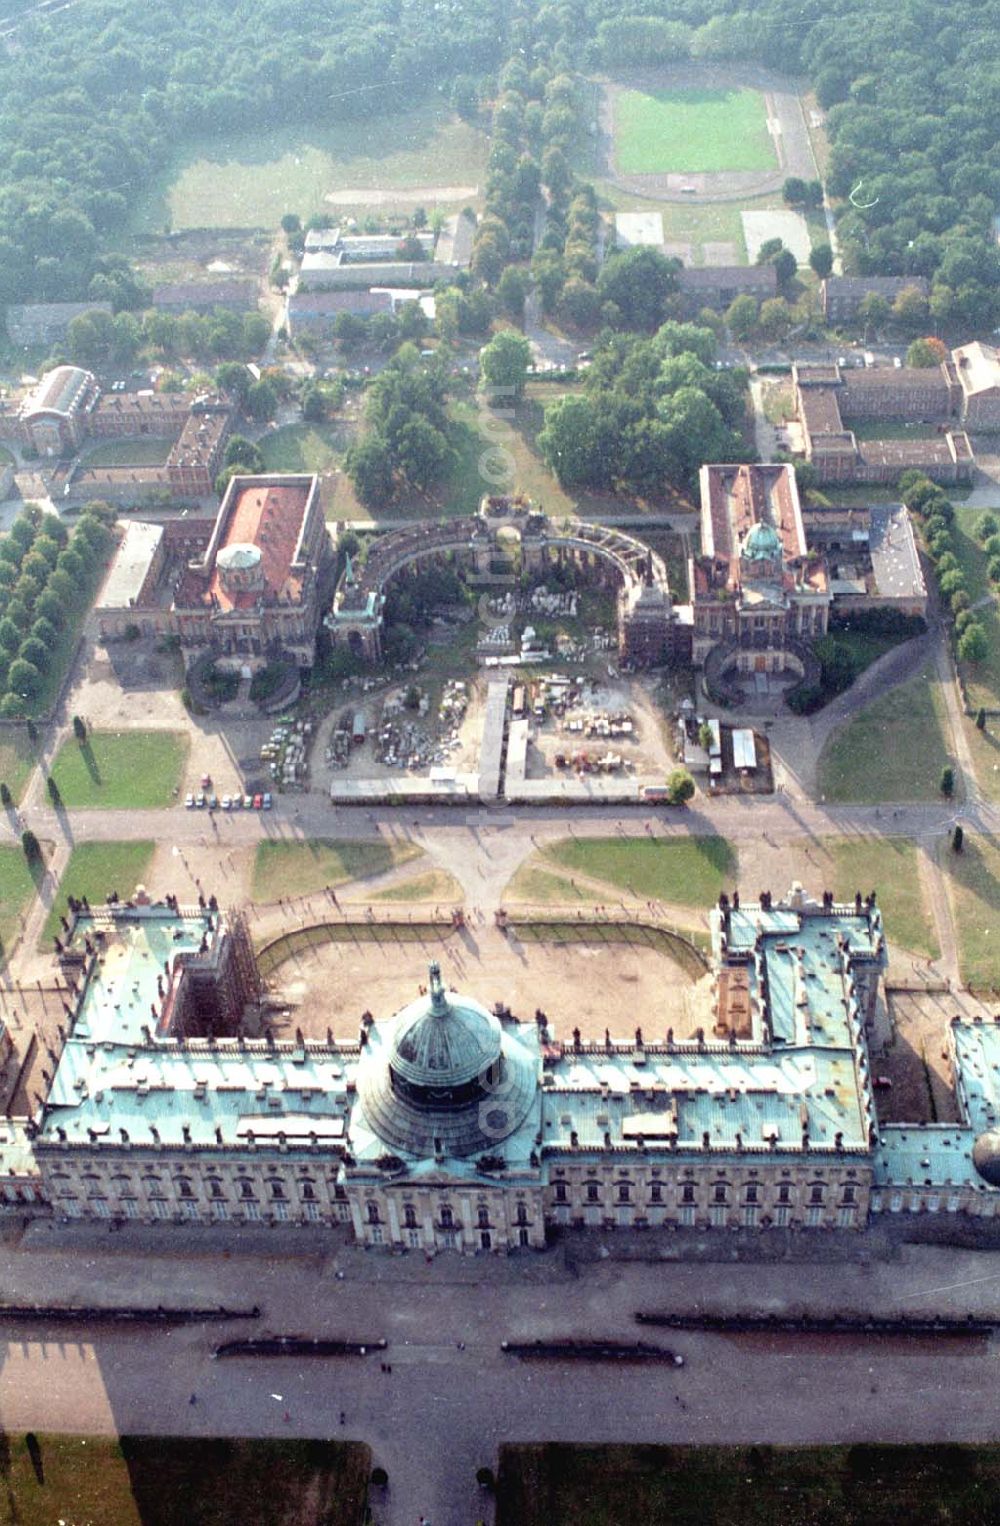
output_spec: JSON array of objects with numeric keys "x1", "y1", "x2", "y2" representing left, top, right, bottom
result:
[{"x1": 1, "y1": 0, "x2": 1000, "y2": 327}]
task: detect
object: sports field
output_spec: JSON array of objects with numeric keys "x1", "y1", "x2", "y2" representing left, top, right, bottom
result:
[
  {"x1": 614, "y1": 86, "x2": 775, "y2": 174},
  {"x1": 132, "y1": 100, "x2": 487, "y2": 232}
]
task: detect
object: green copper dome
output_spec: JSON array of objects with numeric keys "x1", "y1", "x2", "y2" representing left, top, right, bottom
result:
[
  {"x1": 356, "y1": 963, "x2": 539, "y2": 1158},
  {"x1": 390, "y1": 964, "x2": 503, "y2": 1092},
  {"x1": 741, "y1": 521, "x2": 782, "y2": 562}
]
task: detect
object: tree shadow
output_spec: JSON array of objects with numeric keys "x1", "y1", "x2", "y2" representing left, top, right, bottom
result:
[{"x1": 78, "y1": 740, "x2": 101, "y2": 786}]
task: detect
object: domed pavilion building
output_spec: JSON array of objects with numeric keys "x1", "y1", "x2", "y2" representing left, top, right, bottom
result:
[{"x1": 346, "y1": 963, "x2": 546, "y2": 1252}]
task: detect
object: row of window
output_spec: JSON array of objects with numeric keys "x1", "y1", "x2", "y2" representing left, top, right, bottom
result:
[
  {"x1": 553, "y1": 1181, "x2": 856, "y2": 1207},
  {"x1": 367, "y1": 1202, "x2": 531, "y2": 1229}
]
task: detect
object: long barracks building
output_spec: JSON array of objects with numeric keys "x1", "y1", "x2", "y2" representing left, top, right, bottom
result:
[{"x1": 14, "y1": 889, "x2": 1000, "y2": 1247}]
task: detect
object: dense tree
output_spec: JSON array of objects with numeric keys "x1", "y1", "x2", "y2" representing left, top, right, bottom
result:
[
  {"x1": 726, "y1": 295, "x2": 759, "y2": 343},
  {"x1": 216, "y1": 362, "x2": 252, "y2": 404},
  {"x1": 597, "y1": 248, "x2": 680, "y2": 331},
  {"x1": 479, "y1": 330, "x2": 531, "y2": 400},
  {"x1": 809, "y1": 244, "x2": 834, "y2": 279},
  {"x1": 907, "y1": 337, "x2": 948, "y2": 367}
]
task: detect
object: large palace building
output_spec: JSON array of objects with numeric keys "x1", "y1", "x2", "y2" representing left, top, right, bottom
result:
[{"x1": 7, "y1": 889, "x2": 1000, "y2": 1246}]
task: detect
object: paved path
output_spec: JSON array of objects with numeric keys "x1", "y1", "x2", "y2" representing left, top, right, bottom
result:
[{"x1": 5, "y1": 1226, "x2": 1000, "y2": 1524}]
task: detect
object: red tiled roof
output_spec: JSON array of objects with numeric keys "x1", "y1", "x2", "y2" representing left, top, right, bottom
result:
[{"x1": 209, "y1": 481, "x2": 309, "y2": 612}]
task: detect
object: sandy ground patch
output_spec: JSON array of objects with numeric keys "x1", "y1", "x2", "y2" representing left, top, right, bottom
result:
[
  {"x1": 324, "y1": 185, "x2": 478, "y2": 206},
  {"x1": 662, "y1": 241, "x2": 693, "y2": 262},
  {"x1": 741, "y1": 207, "x2": 811, "y2": 264},
  {"x1": 703, "y1": 240, "x2": 741, "y2": 264},
  {"x1": 265, "y1": 921, "x2": 704, "y2": 1044}
]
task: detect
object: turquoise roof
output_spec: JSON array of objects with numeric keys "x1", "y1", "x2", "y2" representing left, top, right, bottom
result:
[{"x1": 742, "y1": 520, "x2": 782, "y2": 562}]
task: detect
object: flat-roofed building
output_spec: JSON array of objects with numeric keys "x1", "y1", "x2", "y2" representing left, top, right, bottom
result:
[
  {"x1": 6, "y1": 302, "x2": 112, "y2": 348},
  {"x1": 172, "y1": 473, "x2": 329, "y2": 671},
  {"x1": 95, "y1": 521, "x2": 167, "y2": 640},
  {"x1": 677, "y1": 263, "x2": 777, "y2": 315},
  {"x1": 151, "y1": 280, "x2": 259, "y2": 316},
  {"x1": 821, "y1": 275, "x2": 929, "y2": 324},
  {"x1": 952, "y1": 341, "x2": 1000, "y2": 431},
  {"x1": 287, "y1": 288, "x2": 394, "y2": 338}
]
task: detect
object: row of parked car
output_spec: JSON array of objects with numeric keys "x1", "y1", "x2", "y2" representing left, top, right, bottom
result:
[{"x1": 184, "y1": 791, "x2": 272, "y2": 811}]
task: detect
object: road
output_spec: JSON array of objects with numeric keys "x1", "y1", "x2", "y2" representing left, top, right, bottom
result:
[{"x1": 5, "y1": 1224, "x2": 1000, "y2": 1524}]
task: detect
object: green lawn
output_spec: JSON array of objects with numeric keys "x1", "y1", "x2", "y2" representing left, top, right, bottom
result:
[
  {"x1": 81, "y1": 436, "x2": 174, "y2": 467},
  {"x1": 259, "y1": 422, "x2": 343, "y2": 475},
  {"x1": 817, "y1": 664, "x2": 954, "y2": 803},
  {"x1": 0, "y1": 844, "x2": 37, "y2": 965},
  {"x1": 42, "y1": 841, "x2": 155, "y2": 944},
  {"x1": 252, "y1": 837, "x2": 422, "y2": 902},
  {"x1": 0, "y1": 1433, "x2": 369, "y2": 1526},
  {"x1": 827, "y1": 835, "x2": 938, "y2": 958},
  {"x1": 132, "y1": 98, "x2": 488, "y2": 232},
  {"x1": 48, "y1": 730, "x2": 189, "y2": 808},
  {"x1": 848, "y1": 419, "x2": 942, "y2": 443},
  {"x1": 945, "y1": 832, "x2": 1000, "y2": 992},
  {"x1": 0, "y1": 726, "x2": 36, "y2": 803},
  {"x1": 541, "y1": 835, "x2": 734, "y2": 907},
  {"x1": 497, "y1": 1442, "x2": 1000, "y2": 1526},
  {"x1": 613, "y1": 86, "x2": 775, "y2": 175},
  {"x1": 505, "y1": 862, "x2": 587, "y2": 904},
  {"x1": 370, "y1": 867, "x2": 462, "y2": 902}
]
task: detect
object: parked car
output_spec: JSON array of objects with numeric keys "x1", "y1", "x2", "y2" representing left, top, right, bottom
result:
[
  {"x1": 231, "y1": 794, "x2": 243, "y2": 809},
  {"x1": 208, "y1": 793, "x2": 219, "y2": 810},
  {"x1": 262, "y1": 792, "x2": 272, "y2": 810},
  {"x1": 243, "y1": 794, "x2": 253, "y2": 810},
  {"x1": 253, "y1": 793, "x2": 263, "y2": 809},
  {"x1": 221, "y1": 794, "x2": 231, "y2": 810},
  {"x1": 873, "y1": 1075, "x2": 893, "y2": 1089},
  {"x1": 196, "y1": 793, "x2": 206, "y2": 809},
  {"x1": 184, "y1": 793, "x2": 194, "y2": 809}
]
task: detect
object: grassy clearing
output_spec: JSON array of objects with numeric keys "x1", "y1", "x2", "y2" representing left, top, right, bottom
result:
[
  {"x1": 42, "y1": 842, "x2": 155, "y2": 945},
  {"x1": 81, "y1": 436, "x2": 173, "y2": 467},
  {"x1": 370, "y1": 867, "x2": 462, "y2": 902},
  {"x1": 0, "y1": 1433, "x2": 370, "y2": 1526},
  {"x1": 945, "y1": 832, "x2": 1000, "y2": 992},
  {"x1": 0, "y1": 727, "x2": 36, "y2": 803},
  {"x1": 497, "y1": 1442, "x2": 1000, "y2": 1526},
  {"x1": 817, "y1": 664, "x2": 953, "y2": 803},
  {"x1": 133, "y1": 100, "x2": 487, "y2": 232},
  {"x1": 542, "y1": 835, "x2": 734, "y2": 907},
  {"x1": 259, "y1": 422, "x2": 343, "y2": 475},
  {"x1": 848, "y1": 419, "x2": 942, "y2": 443},
  {"x1": 0, "y1": 844, "x2": 37, "y2": 965},
  {"x1": 252, "y1": 837, "x2": 421, "y2": 902},
  {"x1": 614, "y1": 86, "x2": 775, "y2": 175},
  {"x1": 827, "y1": 835, "x2": 938, "y2": 958},
  {"x1": 505, "y1": 862, "x2": 587, "y2": 904},
  {"x1": 48, "y1": 730, "x2": 189, "y2": 808}
]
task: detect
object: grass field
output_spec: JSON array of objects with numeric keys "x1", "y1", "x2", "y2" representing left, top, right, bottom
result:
[
  {"x1": 0, "y1": 1433, "x2": 370, "y2": 1526},
  {"x1": 944, "y1": 832, "x2": 1000, "y2": 992},
  {"x1": 252, "y1": 838, "x2": 421, "y2": 902},
  {"x1": 848, "y1": 420, "x2": 941, "y2": 443},
  {"x1": 0, "y1": 844, "x2": 37, "y2": 964},
  {"x1": 817, "y1": 664, "x2": 953, "y2": 803},
  {"x1": 497, "y1": 1441, "x2": 1000, "y2": 1526},
  {"x1": 259, "y1": 422, "x2": 343, "y2": 476},
  {"x1": 541, "y1": 836, "x2": 734, "y2": 907},
  {"x1": 613, "y1": 86, "x2": 775, "y2": 175},
  {"x1": 827, "y1": 835, "x2": 938, "y2": 958},
  {"x1": 133, "y1": 99, "x2": 487, "y2": 232},
  {"x1": 42, "y1": 841, "x2": 155, "y2": 944},
  {"x1": 48, "y1": 731, "x2": 189, "y2": 809},
  {"x1": 81, "y1": 437, "x2": 174, "y2": 467},
  {"x1": 0, "y1": 727, "x2": 36, "y2": 803},
  {"x1": 371, "y1": 867, "x2": 462, "y2": 902}
]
